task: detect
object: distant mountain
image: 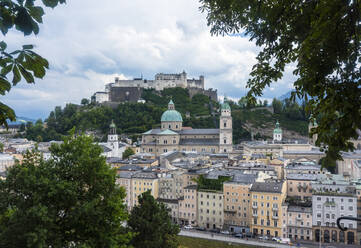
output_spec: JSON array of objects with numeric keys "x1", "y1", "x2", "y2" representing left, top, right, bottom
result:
[
  {"x1": 7, "y1": 116, "x2": 36, "y2": 126},
  {"x1": 278, "y1": 91, "x2": 305, "y2": 105}
]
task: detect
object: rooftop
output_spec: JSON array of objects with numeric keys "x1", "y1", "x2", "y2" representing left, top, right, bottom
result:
[{"x1": 250, "y1": 181, "x2": 284, "y2": 193}]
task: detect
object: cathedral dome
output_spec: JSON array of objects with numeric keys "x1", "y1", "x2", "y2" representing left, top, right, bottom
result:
[
  {"x1": 161, "y1": 100, "x2": 183, "y2": 122},
  {"x1": 161, "y1": 110, "x2": 183, "y2": 122}
]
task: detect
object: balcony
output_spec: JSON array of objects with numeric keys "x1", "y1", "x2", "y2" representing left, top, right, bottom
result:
[
  {"x1": 252, "y1": 213, "x2": 258, "y2": 217},
  {"x1": 272, "y1": 207, "x2": 278, "y2": 211},
  {"x1": 296, "y1": 216, "x2": 303, "y2": 221},
  {"x1": 252, "y1": 205, "x2": 258, "y2": 209},
  {"x1": 272, "y1": 215, "x2": 279, "y2": 220}
]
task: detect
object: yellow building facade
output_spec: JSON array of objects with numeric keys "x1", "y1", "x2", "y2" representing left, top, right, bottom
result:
[{"x1": 250, "y1": 181, "x2": 286, "y2": 238}]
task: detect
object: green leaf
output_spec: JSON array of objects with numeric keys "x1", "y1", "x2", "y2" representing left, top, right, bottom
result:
[
  {"x1": 0, "y1": 64, "x2": 13, "y2": 77},
  {"x1": 18, "y1": 65, "x2": 34, "y2": 83},
  {"x1": 0, "y1": 41, "x2": 7, "y2": 50},
  {"x1": 0, "y1": 102, "x2": 16, "y2": 127},
  {"x1": 0, "y1": 77, "x2": 12, "y2": 95},
  {"x1": 22, "y1": 44, "x2": 34, "y2": 50},
  {"x1": 27, "y1": 6, "x2": 44, "y2": 23},
  {"x1": 12, "y1": 66, "x2": 21, "y2": 85}
]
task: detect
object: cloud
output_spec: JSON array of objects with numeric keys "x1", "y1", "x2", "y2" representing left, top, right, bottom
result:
[{"x1": 2, "y1": 0, "x2": 295, "y2": 119}]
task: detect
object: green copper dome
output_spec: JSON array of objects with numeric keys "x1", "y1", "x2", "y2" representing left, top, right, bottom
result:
[
  {"x1": 273, "y1": 121, "x2": 282, "y2": 134},
  {"x1": 161, "y1": 110, "x2": 183, "y2": 122},
  {"x1": 221, "y1": 102, "x2": 231, "y2": 110}
]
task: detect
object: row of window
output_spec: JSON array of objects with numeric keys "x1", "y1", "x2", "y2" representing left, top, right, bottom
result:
[
  {"x1": 200, "y1": 201, "x2": 222, "y2": 207},
  {"x1": 200, "y1": 209, "x2": 222, "y2": 215},
  {"x1": 199, "y1": 194, "x2": 223, "y2": 200},
  {"x1": 253, "y1": 195, "x2": 278, "y2": 201}
]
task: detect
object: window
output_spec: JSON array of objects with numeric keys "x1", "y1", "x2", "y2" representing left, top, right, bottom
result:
[{"x1": 223, "y1": 122, "x2": 227, "y2": 127}]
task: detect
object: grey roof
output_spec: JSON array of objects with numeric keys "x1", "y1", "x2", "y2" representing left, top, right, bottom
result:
[
  {"x1": 205, "y1": 169, "x2": 234, "y2": 179},
  {"x1": 100, "y1": 145, "x2": 112, "y2": 153},
  {"x1": 184, "y1": 184, "x2": 197, "y2": 189},
  {"x1": 132, "y1": 172, "x2": 158, "y2": 179},
  {"x1": 143, "y1": 129, "x2": 162, "y2": 135},
  {"x1": 250, "y1": 181, "x2": 284, "y2": 193},
  {"x1": 288, "y1": 205, "x2": 312, "y2": 213},
  {"x1": 179, "y1": 129, "x2": 219, "y2": 135},
  {"x1": 117, "y1": 171, "x2": 136, "y2": 179},
  {"x1": 286, "y1": 173, "x2": 320, "y2": 181},
  {"x1": 117, "y1": 164, "x2": 143, "y2": 171},
  {"x1": 179, "y1": 138, "x2": 219, "y2": 145},
  {"x1": 341, "y1": 150, "x2": 361, "y2": 159},
  {"x1": 232, "y1": 173, "x2": 257, "y2": 184},
  {"x1": 112, "y1": 158, "x2": 157, "y2": 164}
]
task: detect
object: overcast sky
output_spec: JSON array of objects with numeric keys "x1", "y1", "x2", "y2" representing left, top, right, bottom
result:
[{"x1": 3, "y1": 0, "x2": 295, "y2": 119}]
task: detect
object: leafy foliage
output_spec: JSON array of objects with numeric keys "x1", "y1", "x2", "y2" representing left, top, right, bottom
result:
[
  {"x1": 128, "y1": 191, "x2": 180, "y2": 248},
  {"x1": 194, "y1": 174, "x2": 231, "y2": 191},
  {"x1": 0, "y1": 0, "x2": 65, "y2": 126},
  {"x1": 200, "y1": 0, "x2": 361, "y2": 160},
  {"x1": 122, "y1": 147, "x2": 135, "y2": 159},
  {"x1": 0, "y1": 133, "x2": 132, "y2": 247},
  {"x1": 319, "y1": 156, "x2": 337, "y2": 174}
]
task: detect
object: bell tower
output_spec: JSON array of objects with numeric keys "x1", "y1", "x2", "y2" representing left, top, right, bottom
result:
[{"x1": 219, "y1": 98, "x2": 233, "y2": 153}]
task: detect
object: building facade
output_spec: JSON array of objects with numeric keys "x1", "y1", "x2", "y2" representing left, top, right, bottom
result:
[
  {"x1": 178, "y1": 185, "x2": 198, "y2": 226},
  {"x1": 250, "y1": 181, "x2": 287, "y2": 238},
  {"x1": 141, "y1": 100, "x2": 232, "y2": 156},
  {"x1": 197, "y1": 190, "x2": 224, "y2": 230},
  {"x1": 285, "y1": 206, "x2": 313, "y2": 241},
  {"x1": 223, "y1": 181, "x2": 253, "y2": 233}
]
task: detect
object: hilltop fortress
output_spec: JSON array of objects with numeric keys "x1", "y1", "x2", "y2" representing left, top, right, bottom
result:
[{"x1": 93, "y1": 71, "x2": 217, "y2": 103}]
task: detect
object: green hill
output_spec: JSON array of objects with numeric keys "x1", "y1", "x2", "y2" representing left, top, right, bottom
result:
[{"x1": 21, "y1": 88, "x2": 309, "y2": 143}]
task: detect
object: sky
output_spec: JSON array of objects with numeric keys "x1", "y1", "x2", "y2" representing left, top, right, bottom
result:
[{"x1": 3, "y1": 0, "x2": 296, "y2": 120}]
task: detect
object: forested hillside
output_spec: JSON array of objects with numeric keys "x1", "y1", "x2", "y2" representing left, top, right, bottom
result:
[{"x1": 21, "y1": 88, "x2": 309, "y2": 143}]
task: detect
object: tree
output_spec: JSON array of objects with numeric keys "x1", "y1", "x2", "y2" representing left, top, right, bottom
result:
[
  {"x1": 272, "y1": 98, "x2": 282, "y2": 114},
  {"x1": 128, "y1": 191, "x2": 180, "y2": 248},
  {"x1": 200, "y1": 0, "x2": 361, "y2": 161},
  {"x1": 0, "y1": 0, "x2": 65, "y2": 127},
  {"x1": 0, "y1": 133, "x2": 133, "y2": 247},
  {"x1": 19, "y1": 123, "x2": 25, "y2": 132},
  {"x1": 81, "y1": 98, "x2": 90, "y2": 106},
  {"x1": 122, "y1": 147, "x2": 135, "y2": 159},
  {"x1": 319, "y1": 156, "x2": 337, "y2": 174}
]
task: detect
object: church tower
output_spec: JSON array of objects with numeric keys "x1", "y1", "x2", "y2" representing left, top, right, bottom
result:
[
  {"x1": 219, "y1": 99, "x2": 233, "y2": 153},
  {"x1": 107, "y1": 120, "x2": 119, "y2": 157},
  {"x1": 308, "y1": 115, "x2": 318, "y2": 145},
  {"x1": 273, "y1": 120, "x2": 282, "y2": 142}
]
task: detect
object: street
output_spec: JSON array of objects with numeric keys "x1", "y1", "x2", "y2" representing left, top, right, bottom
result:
[{"x1": 179, "y1": 229, "x2": 361, "y2": 248}]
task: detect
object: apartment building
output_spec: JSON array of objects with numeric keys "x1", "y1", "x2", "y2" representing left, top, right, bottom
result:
[
  {"x1": 158, "y1": 170, "x2": 184, "y2": 200},
  {"x1": 223, "y1": 174, "x2": 256, "y2": 233},
  {"x1": 312, "y1": 174, "x2": 357, "y2": 244},
  {"x1": 116, "y1": 171, "x2": 136, "y2": 210},
  {"x1": 286, "y1": 174, "x2": 319, "y2": 201},
  {"x1": 178, "y1": 184, "x2": 197, "y2": 226},
  {"x1": 250, "y1": 181, "x2": 287, "y2": 238},
  {"x1": 284, "y1": 205, "x2": 312, "y2": 241},
  {"x1": 197, "y1": 190, "x2": 224, "y2": 230},
  {"x1": 131, "y1": 172, "x2": 159, "y2": 207}
]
